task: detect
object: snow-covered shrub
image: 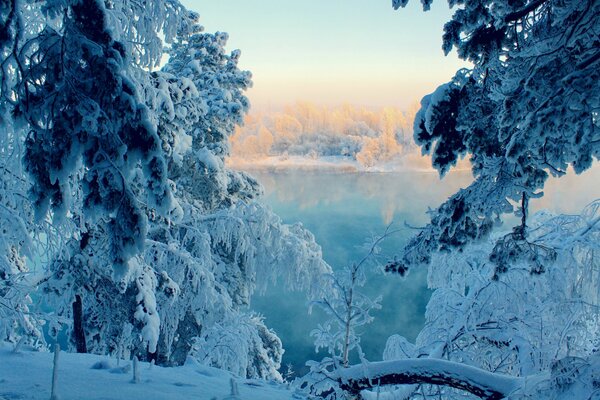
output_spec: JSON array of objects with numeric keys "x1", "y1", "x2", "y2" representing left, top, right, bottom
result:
[
  {"x1": 299, "y1": 228, "x2": 403, "y2": 399},
  {"x1": 191, "y1": 313, "x2": 283, "y2": 381}
]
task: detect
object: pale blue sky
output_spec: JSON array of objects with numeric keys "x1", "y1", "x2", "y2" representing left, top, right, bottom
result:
[{"x1": 181, "y1": 0, "x2": 468, "y2": 110}]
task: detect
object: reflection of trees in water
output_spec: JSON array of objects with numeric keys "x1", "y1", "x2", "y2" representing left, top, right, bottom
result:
[
  {"x1": 250, "y1": 171, "x2": 474, "y2": 223},
  {"x1": 249, "y1": 167, "x2": 600, "y2": 225}
]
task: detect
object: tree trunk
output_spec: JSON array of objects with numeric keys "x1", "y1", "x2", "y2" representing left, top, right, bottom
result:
[
  {"x1": 342, "y1": 286, "x2": 353, "y2": 367},
  {"x1": 72, "y1": 294, "x2": 87, "y2": 353},
  {"x1": 520, "y1": 191, "x2": 528, "y2": 233}
]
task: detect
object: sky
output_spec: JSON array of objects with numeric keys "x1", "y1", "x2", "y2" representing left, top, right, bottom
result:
[{"x1": 181, "y1": 0, "x2": 469, "y2": 111}]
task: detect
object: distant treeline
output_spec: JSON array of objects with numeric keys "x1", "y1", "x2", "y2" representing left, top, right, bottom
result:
[{"x1": 230, "y1": 102, "x2": 419, "y2": 167}]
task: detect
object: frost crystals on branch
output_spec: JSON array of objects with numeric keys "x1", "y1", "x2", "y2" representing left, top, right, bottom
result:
[{"x1": 300, "y1": 226, "x2": 406, "y2": 399}]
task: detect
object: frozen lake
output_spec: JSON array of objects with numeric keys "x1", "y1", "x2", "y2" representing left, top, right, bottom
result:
[{"x1": 246, "y1": 166, "x2": 600, "y2": 376}]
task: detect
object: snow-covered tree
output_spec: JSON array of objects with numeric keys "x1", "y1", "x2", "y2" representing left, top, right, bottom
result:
[
  {"x1": 230, "y1": 103, "x2": 416, "y2": 168},
  {"x1": 145, "y1": 23, "x2": 329, "y2": 376},
  {"x1": 424, "y1": 203, "x2": 598, "y2": 396},
  {"x1": 364, "y1": 202, "x2": 599, "y2": 399},
  {"x1": 389, "y1": 0, "x2": 600, "y2": 270},
  {"x1": 300, "y1": 267, "x2": 381, "y2": 398},
  {"x1": 15, "y1": 0, "x2": 188, "y2": 276},
  {"x1": 2, "y1": 0, "x2": 332, "y2": 382},
  {"x1": 0, "y1": 0, "x2": 192, "y2": 355},
  {"x1": 328, "y1": 1, "x2": 600, "y2": 398},
  {"x1": 38, "y1": 14, "x2": 331, "y2": 380},
  {"x1": 190, "y1": 313, "x2": 284, "y2": 380}
]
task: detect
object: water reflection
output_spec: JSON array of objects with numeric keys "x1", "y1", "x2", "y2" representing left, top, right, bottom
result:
[
  {"x1": 247, "y1": 166, "x2": 600, "y2": 375},
  {"x1": 255, "y1": 170, "x2": 475, "y2": 225}
]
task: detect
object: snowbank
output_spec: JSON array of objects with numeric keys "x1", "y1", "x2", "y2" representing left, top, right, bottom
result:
[{"x1": 0, "y1": 343, "x2": 303, "y2": 400}]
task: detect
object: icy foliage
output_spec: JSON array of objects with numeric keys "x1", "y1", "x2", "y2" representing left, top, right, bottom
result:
[
  {"x1": 1, "y1": 3, "x2": 55, "y2": 347},
  {"x1": 377, "y1": 201, "x2": 600, "y2": 399},
  {"x1": 300, "y1": 264, "x2": 382, "y2": 399},
  {"x1": 393, "y1": 0, "x2": 600, "y2": 269},
  {"x1": 230, "y1": 103, "x2": 418, "y2": 168},
  {"x1": 383, "y1": 335, "x2": 417, "y2": 361},
  {"x1": 42, "y1": 175, "x2": 329, "y2": 379},
  {"x1": 206, "y1": 203, "x2": 330, "y2": 300},
  {"x1": 142, "y1": 200, "x2": 327, "y2": 372},
  {"x1": 299, "y1": 229, "x2": 407, "y2": 399},
  {"x1": 308, "y1": 265, "x2": 382, "y2": 368},
  {"x1": 393, "y1": 158, "x2": 521, "y2": 268},
  {"x1": 159, "y1": 29, "x2": 252, "y2": 158},
  {"x1": 133, "y1": 261, "x2": 160, "y2": 354},
  {"x1": 37, "y1": 12, "x2": 331, "y2": 381},
  {"x1": 7, "y1": 0, "x2": 186, "y2": 276},
  {"x1": 0, "y1": 112, "x2": 50, "y2": 347},
  {"x1": 191, "y1": 313, "x2": 283, "y2": 381},
  {"x1": 428, "y1": 208, "x2": 598, "y2": 375}
]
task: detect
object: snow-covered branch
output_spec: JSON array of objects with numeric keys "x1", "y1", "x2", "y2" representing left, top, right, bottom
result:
[{"x1": 335, "y1": 359, "x2": 522, "y2": 400}]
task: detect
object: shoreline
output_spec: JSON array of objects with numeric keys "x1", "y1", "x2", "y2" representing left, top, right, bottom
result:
[{"x1": 227, "y1": 155, "x2": 472, "y2": 174}]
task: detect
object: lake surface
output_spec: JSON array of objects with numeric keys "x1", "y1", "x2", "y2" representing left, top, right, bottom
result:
[{"x1": 246, "y1": 166, "x2": 600, "y2": 376}]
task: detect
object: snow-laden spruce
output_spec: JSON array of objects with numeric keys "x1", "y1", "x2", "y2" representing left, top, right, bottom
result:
[
  {"x1": 1, "y1": 0, "x2": 331, "y2": 381},
  {"x1": 17, "y1": 0, "x2": 184, "y2": 276},
  {"x1": 391, "y1": 0, "x2": 600, "y2": 271}
]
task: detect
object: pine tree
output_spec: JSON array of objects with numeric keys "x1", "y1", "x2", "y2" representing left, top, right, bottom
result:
[
  {"x1": 390, "y1": 0, "x2": 600, "y2": 270},
  {"x1": 37, "y1": 14, "x2": 331, "y2": 379}
]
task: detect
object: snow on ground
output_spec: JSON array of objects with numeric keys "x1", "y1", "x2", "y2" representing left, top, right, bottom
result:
[{"x1": 0, "y1": 343, "x2": 304, "y2": 400}]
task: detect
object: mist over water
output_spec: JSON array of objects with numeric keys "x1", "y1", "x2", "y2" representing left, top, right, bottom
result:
[
  {"x1": 246, "y1": 166, "x2": 600, "y2": 376},
  {"x1": 248, "y1": 170, "x2": 472, "y2": 375}
]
